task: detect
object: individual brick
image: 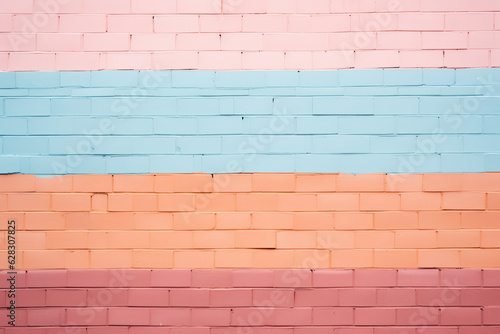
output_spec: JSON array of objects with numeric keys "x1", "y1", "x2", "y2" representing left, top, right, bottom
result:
[
  {"x1": 90, "y1": 250, "x2": 133, "y2": 269},
  {"x1": 158, "y1": 194, "x2": 196, "y2": 212},
  {"x1": 192, "y1": 231, "x2": 234, "y2": 249},
  {"x1": 107, "y1": 231, "x2": 149, "y2": 249},
  {"x1": 236, "y1": 194, "x2": 278, "y2": 211},
  {"x1": 331, "y1": 249, "x2": 373, "y2": 268},
  {"x1": 0, "y1": 175, "x2": 36, "y2": 192},
  {"x1": 355, "y1": 307, "x2": 397, "y2": 326},
  {"x1": 196, "y1": 193, "x2": 236, "y2": 212},
  {"x1": 437, "y1": 231, "x2": 480, "y2": 248},
  {"x1": 173, "y1": 212, "x2": 215, "y2": 230},
  {"x1": 422, "y1": 32, "x2": 468, "y2": 50},
  {"x1": 113, "y1": 175, "x2": 155, "y2": 192},
  {"x1": 15, "y1": 289, "x2": 45, "y2": 307},
  {"x1": 484, "y1": 307, "x2": 500, "y2": 325},
  {"x1": 66, "y1": 269, "x2": 108, "y2": 287},
  {"x1": 201, "y1": 15, "x2": 241, "y2": 32},
  {"x1": 374, "y1": 212, "x2": 418, "y2": 230},
  {"x1": 440, "y1": 307, "x2": 482, "y2": 325},
  {"x1": 360, "y1": 193, "x2": 400, "y2": 211},
  {"x1": 216, "y1": 212, "x2": 251, "y2": 230},
  {"x1": 60, "y1": 14, "x2": 106, "y2": 32},
  {"x1": 46, "y1": 288, "x2": 87, "y2": 306},
  {"x1": 400, "y1": 50, "x2": 443, "y2": 68},
  {"x1": 398, "y1": 269, "x2": 440, "y2": 287},
  {"x1": 215, "y1": 249, "x2": 254, "y2": 268},
  {"x1": 52, "y1": 194, "x2": 91, "y2": 211},
  {"x1": 66, "y1": 307, "x2": 107, "y2": 326},
  {"x1": 313, "y1": 270, "x2": 353, "y2": 287},
  {"x1": 46, "y1": 231, "x2": 88, "y2": 249},
  {"x1": 386, "y1": 174, "x2": 422, "y2": 192},
  {"x1": 462, "y1": 212, "x2": 500, "y2": 229},
  {"x1": 295, "y1": 288, "x2": 338, "y2": 306},
  {"x1": 277, "y1": 194, "x2": 317, "y2": 211},
  {"x1": 355, "y1": 231, "x2": 394, "y2": 249},
  {"x1": 128, "y1": 288, "x2": 169, "y2": 306},
  {"x1": 295, "y1": 174, "x2": 336, "y2": 192},
  {"x1": 338, "y1": 288, "x2": 376, "y2": 307},
  {"x1": 396, "y1": 307, "x2": 439, "y2": 326},
  {"x1": 277, "y1": 231, "x2": 316, "y2": 249},
  {"x1": 462, "y1": 173, "x2": 500, "y2": 191},
  {"x1": 151, "y1": 308, "x2": 190, "y2": 327},
  {"x1": 91, "y1": 194, "x2": 108, "y2": 212},
  {"x1": 7, "y1": 194, "x2": 51, "y2": 211},
  {"x1": 294, "y1": 212, "x2": 334, "y2": 230},
  {"x1": 334, "y1": 212, "x2": 373, "y2": 230},
  {"x1": 253, "y1": 288, "x2": 295, "y2": 307},
  {"x1": 150, "y1": 231, "x2": 193, "y2": 249},
  {"x1": 170, "y1": 288, "x2": 209, "y2": 307},
  {"x1": 108, "y1": 307, "x2": 150, "y2": 326},
  {"x1": 423, "y1": 174, "x2": 462, "y2": 191},
  {"x1": 419, "y1": 211, "x2": 460, "y2": 230},
  {"x1": 374, "y1": 250, "x2": 418, "y2": 268},
  {"x1": 317, "y1": 194, "x2": 360, "y2": 211},
  {"x1": 192, "y1": 308, "x2": 231, "y2": 326},
  {"x1": 35, "y1": 175, "x2": 73, "y2": 192},
  {"x1": 73, "y1": 175, "x2": 112, "y2": 192},
  {"x1": 461, "y1": 250, "x2": 500, "y2": 269},
  {"x1": 487, "y1": 193, "x2": 500, "y2": 210},
  {"x1": 174, "y1": 251, "x2": 214, "y2": 268},
  {"x1": 377, "y1": 288, "x2": 416, "y2": 306},
  {"x1": 442, "y1": 193, "x2": 486, "y2": 210},
  {"x1": 395, "y1": 230, "x2": 437, "y2": 249},
  {"x1": 294, "y1": 249, "x2": 331, "y2": 269},
  {"x1": 312, "y1": 307, "x2": 354, "y2": 326},
  {"x1": 150, "y1": 269, "x2": 191, "y2": 287},
  {"x1": 27, "y1": 308, "x2": 65, "y2": 326},
  {"x1": 24, "y1": 212, "x2": 65, "y2": 231},
  {"x1": 26, "y1": 270, "x2": 67, "y2": 288},
  {"x1": 252, "y1": 173, "x2": 295, "y2": 192},
  {"x1": 253, "y1": 250, "x2": 294, "y2": 269},
  {"x1": 213, "y1": 174, "x2": 252, "y2": 192},
  {"x1": 233, "y1": 269, "x2": 274, "y2": 287},
  {"x1": 444, "y1": 50, "x2": 489, "y2": 68},
  {"x1": 336, "y1": 173, "x2": 385, "y2": 192},
  {"x1": 418, "y1": 250, "x2": 460, "y2": 268},
  {"x1": 209, "y1": 289, "x2": 252, "y2": 307},
  {"x1": 401, "y1": 193, "x2": 441, "y2": 211},
  {"x1": 235, "y1": 230, "x2": 276, "y2": 249},
  {"x1": 108, "y1": 194, "x2": 157, "y2": 212},
  {"x1": 461, "y1": 288, "x2": 500, "y2": 306},
  {"x1": 483, "y1": 230, "x2": 500, "y2": 248}
]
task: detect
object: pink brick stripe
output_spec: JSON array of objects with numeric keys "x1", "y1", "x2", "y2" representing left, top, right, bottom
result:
[
  {"x1": 1, "y1": 269, "x2": 500, "y2": 331},
  {"x1": 0, "y1": 0, "x2": 499, "y2": 70}
]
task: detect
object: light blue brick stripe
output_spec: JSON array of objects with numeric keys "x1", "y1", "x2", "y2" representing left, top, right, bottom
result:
[{"x1": 1, "y1": 68, "x2": 500, "y2": 175}]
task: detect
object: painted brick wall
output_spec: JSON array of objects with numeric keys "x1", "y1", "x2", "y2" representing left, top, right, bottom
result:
[
  {"x1": 1, "y1": 0, "x2": 500, "y2": 70},
  {"x1": 1, "y1": 173, "x2": 499, "y2": 269},
  {"x1": 1, "y1": 69, "x2": 500, "y2": 174},
  {"x1": 0, "y1": 269, "x2": 499, "y2": 332}
]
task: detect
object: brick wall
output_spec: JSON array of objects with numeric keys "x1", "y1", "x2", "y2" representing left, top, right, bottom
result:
[
  {"x1": 0, "y1": 269, "x2": 499, "y2": 332},
  {"x1": 1, "y1": 173, "x2": 499, "y2": 269},
  {"x1": 0, "y1": 0, "x2": 499, "y2": 70},
  {"x1": 1, "y1": 69, "x2": 499, "y2": 174}
]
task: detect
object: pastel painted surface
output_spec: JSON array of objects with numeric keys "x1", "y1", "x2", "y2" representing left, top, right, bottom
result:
[
  {"x1": 1, "y1": 0, "x2": 500, "y2": 332},
  {"x1": 1, "y1": 69, "x2": 500, "y2": 174},
  {"x1": 0, "y1": 0, "x2": 499, "y2": 70},
  {"x1": 0, "y1": 269, "x2": 499, "y2": 331},
  {"x1": 0, "y1": 173, "x2": 499, "y2": 269}
]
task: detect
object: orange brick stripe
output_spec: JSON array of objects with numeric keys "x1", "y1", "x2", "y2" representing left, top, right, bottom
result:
[{"x1": 0, "y1": 173, "x2": 499, "y2": 269}]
